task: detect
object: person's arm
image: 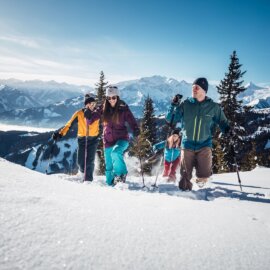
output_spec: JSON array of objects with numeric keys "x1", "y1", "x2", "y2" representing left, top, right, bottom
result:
[
  {"x1": 125, "y1": 106, "x2": 140, "y2": 136},
  {"x1": 85, "y1": 107, "x2": 102, "y2": 125},
  {"x1": 153, "y1": 141, "x2": 166, "y2": 152},
  {"x1": 59, "y1": 110, "x2": 80, "y2": 136},
  {"x1": 215, "y1": 106, "x2": 230, "y2": 134},
  {"x1": 165, "y1": 99, "x2": 183, "y2": 125}
]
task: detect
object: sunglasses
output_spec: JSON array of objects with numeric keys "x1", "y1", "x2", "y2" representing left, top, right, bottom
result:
[
  {"x1": 192, "y1": 85, "x2": 201, "y2": 91},
  {"x1": 107, "y1": 96, "x2": 117, "y2": 101}
]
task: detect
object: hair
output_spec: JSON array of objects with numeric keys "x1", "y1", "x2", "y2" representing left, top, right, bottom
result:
[
  {"x1": 167, "y1": 134, "x2": 181, "y2": 149},
  {"x1": 103, "y1": 96, "x2": 120, "y2": 124}
]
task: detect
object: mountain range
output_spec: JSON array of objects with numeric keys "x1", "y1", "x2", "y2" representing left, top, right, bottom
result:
[
  {"x1": 0, "y1": 76, "x2": 269, "y2": 127},
  {"x1": 0, "y1": 78, "x2": 92, "y2": 113}
]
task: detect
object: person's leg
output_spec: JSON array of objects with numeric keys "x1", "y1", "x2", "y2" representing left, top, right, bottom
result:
[
  {"x1": 162, "y1": 160, "x2": 170, "y2": 177},
  {"x1": 179, "y1": 149, "x2": 195, "y2": 191},
  {"x1": 85, "y1": 137, "x2": 98, "y2": 181},
  {"x1": 77, "y1": 137, "x2": 85, "y2": 174},
  {"x1": 168, "y1": 157, "x2": 180, "y2": 182},
  {"x1": 104, "y1": 146, "x2": 114, "y2": 185},
  {"x1": 111, "y1": 140, "x2": 129, "y2": 177},
  {"x1": 195, "y1": 147, "x2": 212, "y2": 186}
]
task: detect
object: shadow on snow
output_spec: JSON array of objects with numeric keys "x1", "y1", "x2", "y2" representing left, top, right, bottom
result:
[{"x1": 60, "y1": 175, "x2": 270, "y2": 204}]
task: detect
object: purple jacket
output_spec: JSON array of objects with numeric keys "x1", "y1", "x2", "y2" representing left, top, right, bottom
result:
[
  {"x1": 103, "y1": 101, "x2": 139, "y2": 148},
  {"x1": 86, "y1": 101, "x2": 139, "y2": 148}
]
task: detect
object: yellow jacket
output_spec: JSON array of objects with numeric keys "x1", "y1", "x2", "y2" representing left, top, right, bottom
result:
[{"x1": 59, "y1": 109, "x2": 100, "y2": 137}]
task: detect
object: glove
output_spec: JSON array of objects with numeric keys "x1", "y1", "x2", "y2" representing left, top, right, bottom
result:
[
  {"x1": 84, "y1": 108, "x2": 92, "y2": 120},
  {"x1": 172, "y1": 94, "x2": 183, "y2": 104},
  {"x1": 133, "y1": 128, "x2": 140, "y2": 137},
  {"x1": 52, "y1": 131, "x2": 62, "y2": 141}
]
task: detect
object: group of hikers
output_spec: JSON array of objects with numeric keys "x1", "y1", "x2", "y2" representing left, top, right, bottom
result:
[{"x1": 52, "y1": 77, "x2": 230, "y2": 191}]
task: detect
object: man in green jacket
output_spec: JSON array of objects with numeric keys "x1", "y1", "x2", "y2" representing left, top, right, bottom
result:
[{"x1": 166, "y1": 77, "x2": 230, "y2": 191}]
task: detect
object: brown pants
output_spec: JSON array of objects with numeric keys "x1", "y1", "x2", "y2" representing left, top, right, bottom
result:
[{"x1": 179, "y1": 147, "x2": 212, "y2": 191}]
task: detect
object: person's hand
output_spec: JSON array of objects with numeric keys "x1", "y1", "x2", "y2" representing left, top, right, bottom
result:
[
  {"x1": 84, "y1": 108, "x2": 92, "y2": 119},
  {"x1": 52, "y1": 131, "x2": 62, "y2": 141},
  {"x1": 172, "y1": 94, "x2": 183, "y2": 104}
]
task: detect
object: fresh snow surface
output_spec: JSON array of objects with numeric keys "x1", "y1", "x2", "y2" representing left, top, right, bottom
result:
[
  {"x1": 1, "y1": 158, "x2": 270, "y2": 270},
  {"x1": 0, "y1": 123, "x2": 54, "y2": 132}
]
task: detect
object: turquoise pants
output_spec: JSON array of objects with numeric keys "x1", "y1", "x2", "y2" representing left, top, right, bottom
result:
[{"x1": 104, "y1": 140, "x2": 129, "y2": 185}]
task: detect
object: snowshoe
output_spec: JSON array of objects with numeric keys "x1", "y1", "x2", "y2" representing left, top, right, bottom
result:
[
  {"x1": 195, "y1": 178, "x2": 208, "y2": 188},
  {"x1": 113, "y1": 174, "x2": 127, "y2": 185}
]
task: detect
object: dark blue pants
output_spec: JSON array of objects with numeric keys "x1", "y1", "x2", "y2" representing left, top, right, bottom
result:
[{"x1": 77, "y1": 136, "x2": 98, "y2": 181}]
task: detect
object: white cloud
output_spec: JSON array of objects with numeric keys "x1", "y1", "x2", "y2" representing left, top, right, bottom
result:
[
  {"x1": 0, "y1": 35, "x2": 41, "y2": 48},
  {"x1": 0, "y1": 33, "x2": 146, "y2": 85}
]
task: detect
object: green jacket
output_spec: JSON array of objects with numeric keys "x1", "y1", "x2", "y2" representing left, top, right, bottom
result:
[{"x1": 166, "y1": 97, "x2": 229, "y2": 151}]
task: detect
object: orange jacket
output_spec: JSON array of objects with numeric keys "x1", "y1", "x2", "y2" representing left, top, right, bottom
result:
[{"x1": 59, "y1": 109, "x2": 100, "y2": 137}]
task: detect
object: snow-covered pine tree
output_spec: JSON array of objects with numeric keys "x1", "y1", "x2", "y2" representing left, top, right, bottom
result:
[
  {"x1": 95, "y1": 71, "x2": 108, "y2": 175},
  {"x1": 96, "y1": 71, "x2": 107, "y2": 102},
  {"x1": 217, "y1": 51, "x2": 248, "y2": 172},
  {"x1": 130, "y1": 95, "x2": 157, "y2": 173},
  {"x1": 141, "y1": 95, "x2": 157, "y2": 145}
]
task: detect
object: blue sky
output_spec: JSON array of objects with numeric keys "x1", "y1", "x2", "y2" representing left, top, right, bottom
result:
[{"x1": 0, "y1": 0, "x2": 269, "y2": 85}]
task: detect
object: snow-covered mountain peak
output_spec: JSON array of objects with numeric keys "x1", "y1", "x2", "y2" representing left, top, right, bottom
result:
[{"x1": 245, "y1": 81, "x2": 264, "y2": 90}]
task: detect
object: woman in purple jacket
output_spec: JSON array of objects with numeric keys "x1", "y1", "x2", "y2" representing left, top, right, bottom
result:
[{"x1": 102, "y1": 86, "x2": 140, "y2": 185}]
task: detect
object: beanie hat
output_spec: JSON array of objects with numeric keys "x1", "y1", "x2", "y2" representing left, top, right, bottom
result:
[
  {"x1": 106, "y1": 85, "x2": 119, "y2": 97},
  {"x1": 171, "y1": 129, "x2": 181, "y2": 136},
  {"x1": 193, "y1": 77, "x2": 208, "y2": 93},
  {"x1": 84, "y1": 94, "x2": 96, "y2": 106}
]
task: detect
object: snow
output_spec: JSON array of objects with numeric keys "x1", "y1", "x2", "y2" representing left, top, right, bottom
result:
[
  {"x1": 1, "y1": 158, "x2": 270, "y2": 270},
  {"x1": 0, "y1": 123, "x2": 54, "y2": 132}
]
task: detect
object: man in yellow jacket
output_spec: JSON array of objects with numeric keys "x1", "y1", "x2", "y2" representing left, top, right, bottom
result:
[{"x1": 52, "y1": 94, "x2": 100, "y2": 181}]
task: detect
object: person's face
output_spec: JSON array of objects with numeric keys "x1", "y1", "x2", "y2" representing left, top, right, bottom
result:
[
  {"x1": 192, "y1": 84, "x2": 206, "y2": 100},
  {"x1": 107, "y1": 95, "x2": 118, "y2": 107},
  {"x1": 172, "y1": 134, "x2": 179, "y2": 141},
  {"x1": 86, "y1": 101, "x2": 96, "y2": 111}
]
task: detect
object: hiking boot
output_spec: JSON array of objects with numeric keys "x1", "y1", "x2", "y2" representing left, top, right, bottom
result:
[
  {"x1": 179, "y1": 178, "x2": 193, "y2": 191},
  {"x1": 167, "y1": 174, "x2": 176, "y2": 182},
  {"x1": 113, "y1": 174, "x2": 127, "y2": 185},
  {"x1": 195, "y1": 178, "x2": 208, "y2": 188}
]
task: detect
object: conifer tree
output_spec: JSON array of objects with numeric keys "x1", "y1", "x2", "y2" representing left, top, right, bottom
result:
[
  {"x1": 212, "y1": 135, "x2": 226, "y2": 174},
  {"x1": 141, "y1": 95, "x2": 157, "y2": 145},
  {"x1": 95, "y1": 71, "x2": 108, "y2": 175},
  {"x1": 217, "y1": 51, "x2": 247, "y2": 172},
  {"x1": 96, "y1": 71, "x2": 107, "y2": 102},
  {"x1": 130, "y1": 129, "x2": 153, "y2": 173},
  {"x1": 130, "y1": 95, "x2": 157, "y2": 174},
  {"x1": 241, "y1": 141, "x2": 257, "y2": 171}
]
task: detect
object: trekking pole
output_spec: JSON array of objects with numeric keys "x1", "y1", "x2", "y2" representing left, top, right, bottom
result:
[
  {"x1": 84, "y1": 119, "x2": 89, "y2": 182},
  {"x1": 138, "y1": 147, "x2": 146, "y2": 188},
  {"x1": 151, "y1": 152, "x2": 165, "y2": 188},
  {"x1": 151, "y1": 112, "x2": 176, "y2": 188},
  {"x1": 230, "y1": 143, "x2": 243, "y2": 191}
]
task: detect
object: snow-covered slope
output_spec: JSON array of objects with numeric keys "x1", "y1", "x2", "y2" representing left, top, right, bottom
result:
[{"x1": 1, "y1": 158, "x2": 270, "y2": 270}]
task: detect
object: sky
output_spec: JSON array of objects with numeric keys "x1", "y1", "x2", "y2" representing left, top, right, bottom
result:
[{"x1": 0, "y1": 0, "x2": 269, "y2": 86}]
